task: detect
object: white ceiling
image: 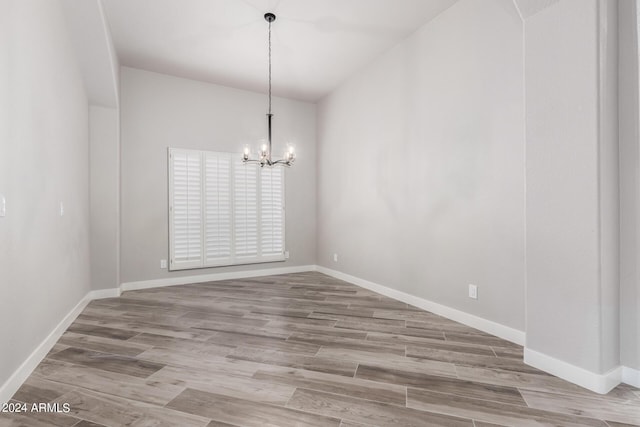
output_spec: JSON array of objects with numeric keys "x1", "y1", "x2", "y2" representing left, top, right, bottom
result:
[{"x1": 100, "y1": 0, "x2": 459, "y2": 102}]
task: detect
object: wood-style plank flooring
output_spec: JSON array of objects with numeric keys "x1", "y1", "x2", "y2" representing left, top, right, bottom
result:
[{"x1": 2, "y1": 272, "x2": 639, "y2": 426}]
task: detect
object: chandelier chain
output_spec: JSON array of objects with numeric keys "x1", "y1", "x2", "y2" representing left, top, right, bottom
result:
[{"x1": 268, "y1": 19, "x2": 272, "y2": 116}]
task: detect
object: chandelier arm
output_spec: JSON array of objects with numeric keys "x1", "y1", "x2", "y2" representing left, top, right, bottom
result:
[{"x1": 272, "y1": 159, "x2": 291, "y2": 166}]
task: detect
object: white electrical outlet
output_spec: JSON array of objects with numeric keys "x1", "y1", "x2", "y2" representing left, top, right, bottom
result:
[
  {"x1": 284, "y1": 251, "x2": 290, "y2": 259},
  {"x1": 333, "y1": 253, "x2": 338, "y2": 262},
  {"x1": 469, "y1": 284, "x2": 478, "y2": 300},
  {"x1": 160, "y1": 259, "x2": 167, "y2": 269},
  {"x1": 0, "y1": 195, "x2": 5, "y2": 217}
]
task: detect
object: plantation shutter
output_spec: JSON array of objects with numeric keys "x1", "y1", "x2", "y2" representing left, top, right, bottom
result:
[
  {"x1": 233, "y1": 159, "x2": 259, "y2": 259},
  {"x1": 204, "y1": 152, "x2": 232, "y2": 265},
  {"x1": 169, "y1": 148, "x2": 285, "y2": 270},
  {"x1": 169, "y1": 149, "x2": 203, "y2": 270},
  {"x1": 260, "y1": 167, "x2": 284, "y2": 257}
]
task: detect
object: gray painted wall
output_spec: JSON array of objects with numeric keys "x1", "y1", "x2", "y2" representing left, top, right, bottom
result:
[
  {"x1": 0, "y1": 0, "x2": 91, "y2": 387},
  {"x1": 316, "y1": 0, "x2": 526, "y2": 331},
  {"x1": 524, "y1": 0, "x2": 620, "y2": 374},
  {"x1": 90, "y1": 106, "x2": 120, "y2": 290},
  {"x1": 119, "y1": 67, "x2": 317, "y2": 284},
  {"x1": 619, "y1": 0, "x2": 640, "y2": 371},
  {"x1": 599, "y1": 0, "x2": 620, "y2": 376}
]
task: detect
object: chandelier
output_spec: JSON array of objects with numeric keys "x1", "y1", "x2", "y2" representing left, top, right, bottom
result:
[{"x1": 242, "y1": 13, "x2": 295, "y2": 167}]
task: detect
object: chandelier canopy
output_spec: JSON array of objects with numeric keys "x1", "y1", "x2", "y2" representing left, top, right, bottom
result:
[{"x1": 242, "y1": 13, "x2": 295, "y2": 167}]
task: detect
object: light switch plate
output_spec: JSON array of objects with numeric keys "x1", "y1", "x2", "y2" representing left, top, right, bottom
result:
[
  {"x1": 160, "y1": 259, "x2": 167, "y2": 269},
  {"x1": 0, "y1": 195, "x2": 5, "y2": 217}
]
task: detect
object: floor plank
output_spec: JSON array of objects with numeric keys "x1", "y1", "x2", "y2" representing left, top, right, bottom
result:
[
  {"x1": 65, "y1": 323, "x2": 139, "y2": 341},
  {"x1": 367, "y1": 333, "x2": 487, "y2": 353},
  {"x1": 11, "y1": 377, "x2": 76, "y2": 405},
  {"x1": 407, "y1": 345, "x2": 545, "y2": 375},
  {"x1": 264, "y1": 320, "x2": 367, "y2": 339},
  {"x1": 287, "y1": 388, "x2": 473, "y2": 427},
  {"x1": 148, "y1": 365, "x2": 296, "y2": 405},
  {"x1": 0, "y1": 406, "x2": 80, "y2": 427},
  {"x1": 54, "y1": 388, "x2": 210, "y2": 427},
  {"x1": 227, "y1": 347, "x2": 358, "y2": 377},
  {"x1": 128, "y1": 332, "x2": 234, "y2": 357},
  {"x1": 167, "y1": 388, "x2": 341, "y2": 427},
  {"x1": 209, "y1": 331, "x2": 321, "y2": 355},
  {"x1": 73, "y1": 316, "x2": 216, "y2": 341},
  {"x1": 49, "y1": 347, "x2": 164, "y2": 379},
  {"x1": 473, "y1": 422, "x2": 507, "y2": 427},
  {"x1": 252, "y1": 366, "x2": 407, "y2": 405},
  {"x1": 287, "y1": 332, "x2": 405, "y2": 356},
  {"x1": 455, "y1": 365, "x2": 617, "y2": 397},
  {"x1": 336, "y1": 321, "x2": 448, "y2": 340},
  {"x1": 407, "y1": 387, "x2": 607, "y2": 427},
  {"x1": 443, "y1": 332, "x2": 522, "y2": 349},
  {"x1": 57, "y1": 331, "x2": 152, "y2": 357},
  {"x1": 519, "y1": 389, "x2": 640, "y2": 425},
  {"x1": 316, "y1": 347, "x2": 458, "y2": 379},
  {"x1": 607, "y1": 421, "x2": 640, "y2": 427},
  {"x1": 136, "y1": 347, "x2": 260, "y2": 376},
  {"x1": 355, "y1": 365, "x2": 526, "y2": 406},
  {"x1": 74, "y1": 421, "x2": 108, "y2": 427},
  {"x1": 33, "y1": 359, "x2": 184, "y2": 406}
]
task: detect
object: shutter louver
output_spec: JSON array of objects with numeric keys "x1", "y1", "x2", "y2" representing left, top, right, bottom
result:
[
  {"x1": 261, "y1": 167, "x2": 284, "y2": 256},
  {"x1": 204, "y1": 152, "x2": 232, "y2": 265},
  {"x1": 169, "y1": 149, "x2": 203, "y2": 269},
  {"x1": 233, "y1": 159, "x2": 259, "y2": 258}
]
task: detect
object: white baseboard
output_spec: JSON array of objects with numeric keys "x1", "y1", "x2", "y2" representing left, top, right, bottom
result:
[
  {"x1": 89, "y1": 287, "x2": 121, "y2": 299},
  {"x1": 120, "y1": 264, "x2": 316, "y2": 292},
  {"x1": 622, "y1": 366, "x2": 640, "y2": 388},
  {"x1": 315, "y1": 265, "x2": 526, "y2": 346},
  {"x1": 524, "y1": 348, "x2": 623, "y2": 394},
  {"x1": 0, "y1": 292, "x2": 93, "y2": 405}
]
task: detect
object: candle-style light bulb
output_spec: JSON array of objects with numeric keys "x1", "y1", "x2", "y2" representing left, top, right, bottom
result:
[
  {"x1": 243, "y1": 145, "x2": 251, "y2": 161},
  {"x1": 260, "y1": 141, "x2": 268, "y2": 159},
  {"x1": 285, "y1": 144, "x2": 296, "y2": 163}
]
